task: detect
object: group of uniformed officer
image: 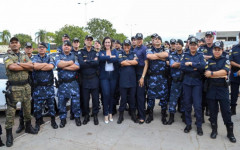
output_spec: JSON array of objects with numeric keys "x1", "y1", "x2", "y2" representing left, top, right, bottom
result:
[{"x1": 2, "y1": 31, "x2": 239, "y2": 147}]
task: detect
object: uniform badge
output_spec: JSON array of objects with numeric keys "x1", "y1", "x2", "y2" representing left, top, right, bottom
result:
[
  {"x1": 96, "y1": 52, "x2": 99, "y2": 57},
  {"x1": 119, "y1": 54, "x2": 122, "y2": 58},
  {"x1": 78, "y1": 51, "x2": 81, "y2": 55},
  {"x1": 226, "y1": 60, "x2": 230, "y2": 65}
]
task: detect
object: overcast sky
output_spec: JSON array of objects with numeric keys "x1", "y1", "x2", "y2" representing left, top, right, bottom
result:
[{"x1": 1, "y1": 0, "x2": 240, "y2": 42}]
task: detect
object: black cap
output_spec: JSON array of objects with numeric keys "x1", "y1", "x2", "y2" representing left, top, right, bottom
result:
[
  {"x1": 205, "y1": 31, "x2": 214, "y2": 36},
  {"x1": 63, "y1": 34, "x2": 69, "y2": 38},
  {"x1": 165, "y1": 41, "x2": 170, "y2": 45},
  {"x1": 63, "y1": 40, "x2": 72, "y2": 46},
  {"x1": 135, "y1": 33, "x2": 143, "y2": 39},
  {"x1": 170, "y1": 39, "x2": 176, "y2": 44},
  {"x1": 199, "y1": 38, "x2": 205, "y2": 43},
  {"x1": 176, "y1": 39, "x2": 184, "y2": 47},
  {"x1": 151, "y1": 33, "x2": 158, "y2": 38},
  {"x1": 189, "y1": 37, "x2": 198, "y2": 44},
  {"x1": 39, "y1": 42, "x2": 48, "y2": 48},
  {"x1": 154, "y1": 35, "x2": 162, "y2": 42},
  {"x1": 131, "y1": 36, "x2": 136, "y2": 41},
  {"x1": 73, "y1": 37, "x2": 79, "y2": 42},
  {"x1": 115, "y1": 40, "x2": 121, "y2": 45},
  {"x1": 213, "y1": 41, "x2": 223, "y2": 49},
  {"x1": 123, "y1": 39, "x2": 131, "y2": 45},
  {"x1": 85, "y1": 35, "x2": 93, "y2": 40},
  {"x1": 111, "y1": 39, "x2": 115, "y2": 43},
  {"x1": 25, "y1": 42, "x2": 32, "y2": 48},
  {"x1": 95, "y1": 40, "x2": 101, "y2": 45},
  {"x1": 10, "y1": 37, "x2": 19, "y2": 42}
]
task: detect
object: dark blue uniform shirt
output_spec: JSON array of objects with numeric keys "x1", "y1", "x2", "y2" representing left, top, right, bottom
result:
[
  {"x1": 181, "y1": 51, "x2": 206, "y2": 85},
  {"x1": 205, "y1": 56, "x2": 230, "y2": 99},
  {"x1": 133, "y1": 45, "x2": 147, "y2": 75},
  {"x1": 229, "y1": 44, "x2": 240, "y2": 83},
  {"x1": 118, "y1": 51, "x2": 138, "y2": 88},
  {"x1": 202, "y1": 45, "x2": 214, "y2": 56},
  {"x1": 169, "y1": 51, "x2": 184, "y2": 79}
]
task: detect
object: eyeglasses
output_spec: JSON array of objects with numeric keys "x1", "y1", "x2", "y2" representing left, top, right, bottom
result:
[{"x1": 38, "y1": 46, "x2": 46, "y2": 49}]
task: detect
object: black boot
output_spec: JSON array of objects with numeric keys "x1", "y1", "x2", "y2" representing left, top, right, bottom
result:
[
  {"x1": 197, "y1": 127, "x2": 203, "y2": 136},
  {"x1": 59, "y1": 119, "x2": 67, "y2": 128},
  {"x1": 210, "y1": 123, "x2": 218, "y2": 139},
  {"x1": 146, "y1": 109, "x2": 153, "y2": 124},
  {"x1": 0, "y1": 136, "x2": 4, "y2": 147},
  {"x1": 35, "y1": 118, "x2": 41, "y2": 132},
  {"x1": 25, "y1": 121, "x2": 38, "y2": 134},
  {"x1": 93, "y1": 114, "x2": 99, "y2": 125},
  {"x1": 161, "y1": 110, "x2": 168, "y2": 125},
  {"x1": 6, "y1": 128, "x2": 13, "y2": 147},
  {"x1": 131, "y1": 110, "x2": 138, "y2": 123},
  {"x1": 75, "y1": 117, "x2": 82, "y2": 126},
  {"x1": 184, "y1": 125, "x2": 192, "y2": 133},
  {"x1": 226, "y1": 123, "x2": 236, "y2": 143},
  {"x1": 16, "y1": 117, "x2": 25, "y2": 133},
  {"x1": 231, "y1": 106, "x2": 236, "y2": 116},
  {"x1": 51, "y1": 116, "x2": 58, "y2": 129},
  {"x1": 83, "y1": 114, "x2": 90, "y2": 125},
  {"x1": 167, "y1": 113, "x2": 174, "y2": 125},
  {"x1": 39, "y1": 117, "x2": 45, "y2": 125},
  {"x1": 117, "y1": 111, "x2": 124, "y2": 124}
]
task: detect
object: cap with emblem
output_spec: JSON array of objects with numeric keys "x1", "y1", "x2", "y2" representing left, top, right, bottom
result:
[
  {"x1": 170, "y1": 39, "x2": 176, "y2": 44},
  {"x1": 165, "y1": 41, "x2": 170, "y2": 45},
  {"x1": 10, "y1": 37, "x2": 19, "y2": 42},
  {"x1": 135, "y1": 33, "x2": 143, "y2": 39},
  {"x1": 213, "y1": 41, "x2": 223, "y2": 49},
  {"x1": 154, "y1": 35, "x2": 162, "y2": 42},
  {"x1": 63, "y1": 40, "x2": 72, "y2": 46},
  {"x1": 199, "y1": 38, "x2": 205, "y2": 43},
  {"x1": 63, "y1": 34, "x2": 69, "y2": 38},
  {"x1": 95, "y1": 40, "x2": 101, "y2": 45},
  {"x1": 205, "y1": 31, "x2": 214, "y2": 37},
  {"x1": 176, "y1": 39, "x2": 184, "y2": 47},
  {"x1": 85, "y1": 35, "x2": 93, "y2": 40},
  {"x1": 73, "y1": 37, "x2": 79, "y2": 42},
  {"x1": 189, "y1": 37, "x2": 198, "y2": 44},
  {"x1": 39, "y1": 42, "x2": 48, "y2": 48},
  {"x1": 151, "y1": 33, "x2": 158, "y2": 38},
  {"x1": 131, "y1": 36, "x2": 136, "y2": 41},
  {"x1": 25, "y1": 42, "x2": 32, "y2": 48},
  {"x1": 123, "y1": 39, "x2": 131, "y2": 45}
]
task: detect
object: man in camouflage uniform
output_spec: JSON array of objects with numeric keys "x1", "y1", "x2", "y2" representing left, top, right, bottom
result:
[
  {"x1": 4, "y1": 37, "x2": 38, "y2": 147},
  {"x1": 146, "y1": 35, "x2": 169, "y2": 125},
  {"x1": 32, "y1": 42, "x2": 58, "y2": 131},
  {"x1": 55, "y1": 40, "x2": 81, "y2": 128}
]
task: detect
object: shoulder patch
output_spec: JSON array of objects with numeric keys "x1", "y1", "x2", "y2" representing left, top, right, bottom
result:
[
  {"x1": 96, "y1": 52, "x2": 99, "y2": 57},
  {"x1": 226, "y1": 60, "x2": 230, "y2": 65},
  {"x1": 118, "y1": 53, "x2": 122, "y2": 58},
  {"x1": 78, "y1": 51, "x2": 81, "y2": 55}
]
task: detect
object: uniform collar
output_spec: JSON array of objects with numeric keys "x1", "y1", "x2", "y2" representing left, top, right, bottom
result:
[{"x1": 37, "y1": 53, "x2": 47, "y2": 58}]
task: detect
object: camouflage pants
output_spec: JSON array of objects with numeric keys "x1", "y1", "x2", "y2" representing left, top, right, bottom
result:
[
  {"x1": 34, "y1": 98, "x2": 55, "y2": 119},
  {"x1": 5, "y1": 84, "x2": 31, "y2": 129},
  {"x1": 168, "y1": 81, "x2": 183, "y2": 113}
]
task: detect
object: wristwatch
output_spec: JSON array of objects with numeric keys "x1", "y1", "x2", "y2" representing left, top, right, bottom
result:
[
  {"x1": 17, "y1": 62, "x2": 20, "y2": 65},
  {"x1": 141, "y1": 75, "x2": 145, "y2": 78}
]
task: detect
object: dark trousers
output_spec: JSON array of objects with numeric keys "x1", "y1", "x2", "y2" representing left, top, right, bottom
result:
[
  {"x1": 183, "y1": 84, "x2": 202, "y2": 127},
  {"x1": 136, "y1": 75, "x2": 146, "y2": 120},
  {"x1": 0, "y1": 124, "x2": 2, "y2": 135},
  {"x1": 230, "y1": 82, "x2": 240, "y2": 107},
  {"x1": 208, "y1": 98, "x2": 232, "y2": 124},
  {"x1": 82, "y1": 88, "x2": 99, "y2": 115},
  {"x1": 100, "y1": 79, "x2": 117, "y2": 116},
  {"x1": 119, "y1": 87, "x2": 136, "y2": 112}
]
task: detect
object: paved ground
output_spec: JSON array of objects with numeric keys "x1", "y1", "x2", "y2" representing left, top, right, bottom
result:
[{"x1": 0, "y1": 102, "x2": 239, "y2": 150}]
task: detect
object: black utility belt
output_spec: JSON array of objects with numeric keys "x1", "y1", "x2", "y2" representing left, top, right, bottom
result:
[
  {"x1": 34, "y1": 81, "x2": 54, "y2": 87},
  {"x1": 186, "y1": 73, "x2": 201, "y2": 79},
  {"x1": 209, "y1": 82, "x2": 227, "y2": 87},
  {"x1": 82, "y1": 73, "x2": 97, "y2": 79},
  {"x1": 59, "y1": 78, "x2": 76, "y2": 84},
  {"x1": 8, "y1": 80, "x2": 29, "y2": 86}
]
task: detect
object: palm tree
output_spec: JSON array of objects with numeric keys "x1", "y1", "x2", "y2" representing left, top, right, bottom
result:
[
  {"x1": 0, "y1": 30, "x2": 11, "y2": 44},
  {"x1": 35, "y1": 29, "x2": 47, "y2": 43}
]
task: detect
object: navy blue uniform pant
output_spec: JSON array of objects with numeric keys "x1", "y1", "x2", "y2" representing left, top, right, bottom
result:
[
  {"x1": 82, "y1": 88, "x2": 99, "y2": 115},
  {"x1": 230, "y1": 82, "x2": 239, "y2": 107},
  {"x1": 136, "y1": 75, "x2": 146, "y2": 120},
  {"x1": 183, "y1": 84, "x2": 202, "y2": 127},
  {"x1": 100, "y1": 79, "x2": 117, "y2": 116},
  {"x1": 119, "y1": 87, "x2": 136, "y2": 112}
]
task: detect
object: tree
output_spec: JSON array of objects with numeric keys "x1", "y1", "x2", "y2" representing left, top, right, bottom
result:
[
  {"x1": 46, "y1": 32, "x2": 56, "y2": 43},
  {"x1": 0, "y1": 30, "x2": 11, "y2": 44},
  {"x1": 35, "y1": 29, "x2": 47, "y2": 43},
  {"x1": 55, "y1": 25, "x2": 88, "y2": 47},
  {"x1": 14, "y1": 33, "x2": 32, "y2": 49},
  {"x1": 86, "y1": 18, "x2": 116, "y2": 41},
  {"x1": 112, "y1": 33, "x2": 127, "y2": 43},
  {"x1": 143, "y1": 35, "x2": 152, "y2": 43}
]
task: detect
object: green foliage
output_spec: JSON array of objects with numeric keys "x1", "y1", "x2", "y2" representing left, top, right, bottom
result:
[
  {"x1": 86, "y1": 18, "x2": 116, "y2": 41},
  {"x1": 112, "y1": 33, "x2": 127, "y2": 43},
  {"x1": 14, "y1": 33, "x2": 32, "y2": 49},
  {"x1": 35, "y1": 29, "x2": 47, "y2": 43},
  {"x1": 0, "y1": 30, "x2": 11, "y2": 44},
  {"x1": 55, "y1": 25, "x2": 88, "y2": 47},
  {"x1": 46, "y1": 32, "x2": 56, "y2": 43},
  {"x1": 143, "y1": 35, "x2": 152, "y2": 43}
]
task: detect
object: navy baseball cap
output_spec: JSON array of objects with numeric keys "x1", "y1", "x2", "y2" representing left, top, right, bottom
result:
[
  {"x1": 63, "y1": 40, "x2": 72, "y2": 46},
  {"x1": 176, "y1": 39, "x2": 184, "y2": 47},
  {"x1": 213, "y1": 41, "x2": 223, "y2": 49},
  {"x1": 115, "y1": 40, "x2": 121, "y2": 45},
  {"x1": 189, "y1": 37, "x2": 198, "y2": 44},
  {"x1": 205, "y1": 31, "x2": 214, "y2": 36},
  {"x1": 151, "y1": 33, "x2": 159, "y2": 38},
  {"x1": 154, "y1": 35, "x2": 162, "y2": 42},
  {"x1": 63, "y1": 34, "x2": 69, "y2": 38},
  {"x1": 170, "y1": 39, "x2": 176, "y2": 44},
  {"x1": 39, "y1": 42, "x2": 48, "y2": 48},
  {"x1": 10, "y1": 37, "x2": 19, "y2": 42},
  {"x1": 131, "y1": 36, "x2": 136, "y2": 41},
  {"x1": 85, "y1": 35, "x2": 93, "y2": 40},
  {"x1": 25, "y1": 42, "x2": 32, "y2": 48},
  {"x1": 135, "y1": 33, "x2": 143, "y2": 39},
  {"x1": 199, "y1": 38, "x2": 205, "y2": 43},
  {"x1": 123, "y1": 39, "x2": 131, "y2": 45},
  {"x1": 73, "y1": 37, "x2": 79, "y2": 42}
]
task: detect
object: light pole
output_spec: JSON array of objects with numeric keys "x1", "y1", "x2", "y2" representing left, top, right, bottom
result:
[
  {"x1": 126, "y1": 24, "x2": 136, "y2": 37},
  {"x1": 78, "y1": 0, "x2": 94, "y2": 26}
]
